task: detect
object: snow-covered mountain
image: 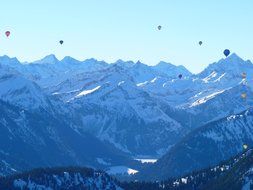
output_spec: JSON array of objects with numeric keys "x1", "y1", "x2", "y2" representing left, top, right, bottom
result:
[
  {"x1": 139, "y1": 54, "x2": 253, "y2": 125},
  {"x1": 0, "y1": 64, "x2": 54, "y2": 111},
  {"x1": 142, "y1": 108, "x2": 253, "y2": 180},
  {"x1": 51, "y1": 65, "x2": 190, "y2": 156},
  {"x1": 1, "y1": 53, "x2": 253, "y2": 179},
  {"x1": 0, "y1": 99, "x2": 133, "y2": 176}
]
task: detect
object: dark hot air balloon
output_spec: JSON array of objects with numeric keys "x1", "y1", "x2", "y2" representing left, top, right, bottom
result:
[
  {"x1": 5, "y1": 31, "x2": 10, "y2": 37},
  {"x1": 178, "y1": 74, "x2": 183, "y2": 79},
  {"x1": 59, "y1": 40, "x2": 64, "y2": 45},
  {"x1": 199, "y1": 41, "x2": 203, "y2": 46},
  {"x1": 158, "y1": 25, "x2": 162, "y2": 30},
  {"x1": 223, "y1": 49, "x2": 230, "y2": 57}
]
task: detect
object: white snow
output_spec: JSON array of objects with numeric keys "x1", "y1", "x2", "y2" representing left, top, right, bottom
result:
[
  {"x1": 202, "y1": 71, "x2": 217, "y2": 83},
  {"x1": 135, "y1": 159, "x2": 157, "y2": 164},
  {"x1": 76, "y1": 86, "x2": 101, "y2": 97},
  {"x1": 150, "y1": 77, "x2": 158, "y2": 83},
  {"x1": 213, "y1": 73, "x2": 226, "y2": 82},
  {"x1": 136, "y1": 81, "x2": 148, "y2": 87},
  {"x1": 190, "y1": 89, "x2": 226, "y2": 107},
  {"x1": 118, "y1": 81, "x2": 125, "y2": 86},
  {"x1": 106, "y1": 166, "x2": 139, "y2": 175},
  {"x1": 181, "y1": 177, "x2": 188, "y2": 184}
]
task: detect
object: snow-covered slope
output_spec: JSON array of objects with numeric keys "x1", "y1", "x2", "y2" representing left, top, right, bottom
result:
[
  {"x1": 0, "y1": 64, "x2": 53, "y2": 110},
  {"x1": 143, "y1": 108, "x2": 253, "y2": 180},
  {"x1": 0, "y1": 99, "x2": 132, "y2": 176},
  {"x1": 139, "y1": 54, "x2": 253, "y2": 126},
  {"x1": 54, "y1": 65, "x2": 189, "y2": 156}
]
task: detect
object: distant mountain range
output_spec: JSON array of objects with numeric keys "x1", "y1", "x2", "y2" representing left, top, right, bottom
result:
[{"x1": 0, "y1": 53, "x2": 253, "y2": 181}]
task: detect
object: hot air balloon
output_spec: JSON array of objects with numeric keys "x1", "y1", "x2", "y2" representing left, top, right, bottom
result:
[
  {"x1": 242, "y1": 72, "x2": 247, "y2": 79},
  {"x1": 157, "y1": 25, "x2": 162, "y2": 30},
  {"x1": 241, "y1": 93, "x2": 247, "y2": 99},
  {"x1": 5, "y1": 31, "x2": 10, "y2": 37},
  {"x1": 178, "y1": 74, "x2": 183, "y2": 79},
  {"x1": 243, "y1": 144, "x2": 248, "y2": 150},
  {"x1": 223, "y1": 49, "x2": 230, "y2": 57},
  {"x1": 199, "y1": 41, "x2": 203, "y2": 46},
  {"x1": 59, "y1": 40, "x2": 64, "y2": 45}
]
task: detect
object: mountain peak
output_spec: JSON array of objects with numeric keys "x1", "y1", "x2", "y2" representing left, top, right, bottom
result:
[
  {"x1": 113, "y1": 59, "x2": 135, "y2": 68},
  {"x1": 0, "y1": 55, "x2": 20, "y2": 65},
  {"x1": 136, "y1": 60, "x2": 145, "y2": 65},
  {"x1": 33, "y1": 54, "x2": 59, "y2": 64},
  {"x1": 83, "y1": 58, "x2": 108, "y2": 67},
  {"x1": 153, "y1": 61, "x2": 192, "y2": 77},
  {"x1": 225, "y1": 53, "x2": 244, "y2": 62},
  {"x1": 217, "y1": 53, "x2": 252, "y2": 67},
  {"x1": 61, "y1": 56, "x2": 80, "y2": 64},
  {"x1": 198, "y1": 53, "x2": 252, "y2": 78},
  {"x1": 156, "y1": 61, "x2": 174, "y2": 67}
]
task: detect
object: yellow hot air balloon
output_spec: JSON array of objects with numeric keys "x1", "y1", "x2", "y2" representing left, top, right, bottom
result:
[
  {"x1": 243, "y1": 144, "x2": 248, "y2": 150},
  {"x1": 241, "y1": 93, "x2": 247, "y2": 99}
]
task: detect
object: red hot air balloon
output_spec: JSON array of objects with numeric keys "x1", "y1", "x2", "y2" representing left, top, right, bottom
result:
[{"x1": 5, "y1": 31, "x2": 10, "y2": 37}]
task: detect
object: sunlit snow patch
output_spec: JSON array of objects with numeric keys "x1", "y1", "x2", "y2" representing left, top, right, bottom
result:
[
  {"x1": 213, "y1": 73, "x2": 226, "y2": 82},
  {"x1": 76, "y1": 86, "x2": 101, "y2": 98},
  {"x1": 106, "y1": 166, "x2": 138, "y2": 175},
  {"x1": 136, "y1": 81, "x2": 148, "y2": 87},
  {"x1": 118, "y1": 81, "x2": 125, "y2": 86},
  {"x1": 190, "y1": 89, "x2": 226, "y2": 107},
  {"x1": 202, "y1": 71, "x2": 217, "y2": 83},
  {"x1": 150, "y1": 77, "x2": 158, "y2": 83}
]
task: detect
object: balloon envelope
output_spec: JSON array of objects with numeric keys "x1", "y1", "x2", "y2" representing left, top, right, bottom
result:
[
  {"x1": 158, "y1": 25, "x2": 162, "y2": 30},
  {"x1": 223, "y1": 49, "x2": 230, "y2": 57},
  {"x1": 243, "y1": 144, "x2": 248, "y2": 150},
  {"x1": 178, "y1": 74, "x2": 183, "y2": 79},
  {"x1": 5, "y1": 31, "x2": 10, "y2": 37},
  {"x1": 199, "y1": 41, "x2": 203, "y2": 46},
  {"x1": 59, "y1": 40, "x2": 64, "y2": 45},
  {"x1": 241, "y1": 93, "x2": 247, "y2": 99}
]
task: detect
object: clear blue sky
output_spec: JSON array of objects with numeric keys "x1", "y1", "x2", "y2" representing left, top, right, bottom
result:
[{"x1": 0, "y1": 0, "x2": 252, "y2": 73}]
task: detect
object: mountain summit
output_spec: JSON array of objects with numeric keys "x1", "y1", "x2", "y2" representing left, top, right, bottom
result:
[{"x1": 32, "y1": 54, "x2": 59, "y2": 64}]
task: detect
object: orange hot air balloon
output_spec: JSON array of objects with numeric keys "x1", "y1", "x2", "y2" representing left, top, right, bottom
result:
[{"x1": 5, "y1": 31, "x2": 10, "y2": 37}]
